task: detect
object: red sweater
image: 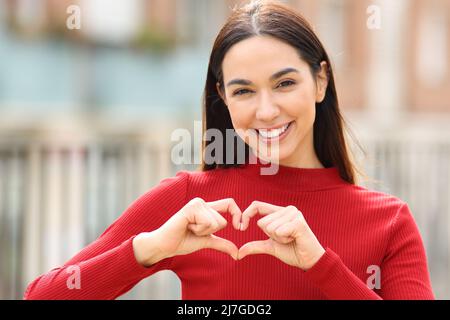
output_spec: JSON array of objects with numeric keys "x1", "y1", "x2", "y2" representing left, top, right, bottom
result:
[{"x1": 24, "y1": 162, "x2": 435, "y2": 300}]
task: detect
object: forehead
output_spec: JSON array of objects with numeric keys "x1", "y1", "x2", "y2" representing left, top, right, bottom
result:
[{"x1": 222, "y1": 35, "x2": 305, "y2": 78}]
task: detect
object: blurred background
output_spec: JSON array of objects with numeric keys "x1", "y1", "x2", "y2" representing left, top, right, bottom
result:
[{"x1": 0, "y1": 0, "x2": 449, "y2": 299}]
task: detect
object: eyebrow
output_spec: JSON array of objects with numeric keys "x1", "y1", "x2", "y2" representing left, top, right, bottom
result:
[{"x1": 226, "y1": 67, "x2": 299, "y2": 88}]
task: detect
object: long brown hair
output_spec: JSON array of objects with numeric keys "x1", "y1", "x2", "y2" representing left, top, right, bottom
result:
[{"x1": 200, "y1": 0, "x2": 367, "y2": 185}]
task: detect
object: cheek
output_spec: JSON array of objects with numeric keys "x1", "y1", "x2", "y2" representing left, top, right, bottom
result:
[
  {"x1": 285, "y1": 88, "x2": 316, "y2": 117},
  {"x1": 227, "y1": 103, "x2": 254, "y2": 129}
]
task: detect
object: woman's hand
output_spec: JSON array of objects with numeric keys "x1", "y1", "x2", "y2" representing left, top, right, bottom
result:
[
  {"x1": 133, "y1": 197, "x2": 242, "y2": 267},
  {"x1": 238, "y1": 201, "x2": 325, "y2": 271}
]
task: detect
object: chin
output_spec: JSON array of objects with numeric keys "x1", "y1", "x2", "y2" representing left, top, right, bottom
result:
[{"x1": 252, "y1": 145, "x2": 295, "y2": 164}]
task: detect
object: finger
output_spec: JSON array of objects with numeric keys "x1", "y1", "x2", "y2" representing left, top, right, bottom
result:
[
  {"x1": 257, "y1": 207, "x2": 292, "y2": 230},
  {"x1": 206, "y1": 206, "x2": 228, "y2": 229},
  {"x1": 188, "y1": 206, "x2": 219, "y2": 236},
  {"x1": 199, "y1": 207, "x2": 228, "y2": 235},
  {"x1": 264, "y1": 210, "x2": 297, "y2": 236},
  {"x1": 238, "y1": 239, "x2": 274, "y2": 260},
  {"x1": 188, "y1": 222, "x2": 215, "y2": 235},
  {"x1": 204, "y1": 234, "x2": 239, "y2": 260},
  {"x1": 254, "y1": 209, "x2": 287, "y2": 239},
  {"x1": 241, "y1": 201, "x2": 284, "y2": 231},
  {"x1": 206, "y1": 198, "x2": 242, "y2": 230},
  {"x1": 190, "y1": 204, "x2": 232, "y2": 236},
  {"x1": 274, "y1": 220, "x2": 302, "y2": 239}
]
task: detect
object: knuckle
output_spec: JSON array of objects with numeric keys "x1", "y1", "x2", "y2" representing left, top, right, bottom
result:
[
  {"x1": 296, "y1": 214, "x2": 306, "y2": 224},
  {"x1": 295, "y1": 219, "x2": 306, "y2": 231},
  {"x1": 189, "y1": 197, "x2": 204, "y2": 207},
  {"x1": 300, "y1": 218, "x2": 306, "y2": 227},
  {"x1": 286, "y1": 205, "x2": 298, "y2": 212},
  {"x1": 226, "y1": 197, "x2": 235, "y2": 204}
]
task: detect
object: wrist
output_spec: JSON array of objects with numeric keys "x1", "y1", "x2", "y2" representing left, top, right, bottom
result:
[
  {"x1": 132, "y1": 231, "x2": 167, "y2": 267},
  {"x1": 301, "y1": 246, "x2": 326, "y2": 271}
]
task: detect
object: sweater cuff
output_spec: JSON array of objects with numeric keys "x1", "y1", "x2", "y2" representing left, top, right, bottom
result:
[
  {"x1": 303, "y1": 247, "x2": 381, "y2": 300},
  {"x1": 113, "y1": 235, "x2": 172, "y2": 281},
  {"x1": 303, "y1": 247, "x2": 339, "y2": 282},
  {"x1": 74, "y1": 235, "x2": 172, "y2": 298}
]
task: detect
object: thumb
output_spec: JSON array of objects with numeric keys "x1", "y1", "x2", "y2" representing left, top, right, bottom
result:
[
  {"x1": 238, "y1": 239, "x2": 274, "y2": 260},
  {"x1": 204, "y1": 234, "x2": 239, "y2": 260}
]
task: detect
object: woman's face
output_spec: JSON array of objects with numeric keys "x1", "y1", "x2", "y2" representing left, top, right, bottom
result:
[{"x1": 217, "y1": 35, "x2": 328, "y2": 168}]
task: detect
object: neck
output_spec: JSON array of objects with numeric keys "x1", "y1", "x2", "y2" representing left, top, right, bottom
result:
[
  {"x1": 279, "y1": 152, "x2": 324, "y2": 169},
  {"x1": 239, "y1": 156, "x2": 348, "y2": 192}
]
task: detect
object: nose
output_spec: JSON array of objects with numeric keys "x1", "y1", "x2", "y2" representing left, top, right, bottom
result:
[{"x1": 255, "y1": 91, "x2": 280, "y2": 122}]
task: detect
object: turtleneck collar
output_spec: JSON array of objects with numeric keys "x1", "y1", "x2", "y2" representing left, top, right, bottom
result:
[{"x1": 235, "y1": 155, "x2": 350, "y2": 192}]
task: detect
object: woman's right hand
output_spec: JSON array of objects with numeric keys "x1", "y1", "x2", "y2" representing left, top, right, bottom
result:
[{"x1": 133, "y1": 198, "x2": 242, "y2": 267}]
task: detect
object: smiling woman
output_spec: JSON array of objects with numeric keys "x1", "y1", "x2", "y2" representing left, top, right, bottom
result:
[
  {"x1": 204, "y1": 0, "x2": 357, "y2": 184},
  {"x1": 23, "y1": 0, "x2": 435, "y2": 300}
]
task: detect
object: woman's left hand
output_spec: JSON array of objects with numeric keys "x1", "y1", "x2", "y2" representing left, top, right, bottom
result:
[{"x1": 238, "y1": 201, "x2": 325, "y2": 271}]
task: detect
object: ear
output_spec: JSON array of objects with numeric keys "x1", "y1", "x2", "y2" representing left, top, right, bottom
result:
[
  {"x1": 315, "y1": 61, "x2": 329, "y2": 103},
  {"x1": 216, "y1": 82, "x2": 227, "y2": 105}
]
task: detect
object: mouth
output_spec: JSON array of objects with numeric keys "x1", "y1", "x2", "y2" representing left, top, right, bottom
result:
[{"x1": 254, "y1": 121, "x2": 294, "y2": 142}]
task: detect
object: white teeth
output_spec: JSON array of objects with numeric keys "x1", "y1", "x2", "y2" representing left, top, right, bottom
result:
[{"x1": 258, "y1": 123, "x2": 290, "y2": 139}]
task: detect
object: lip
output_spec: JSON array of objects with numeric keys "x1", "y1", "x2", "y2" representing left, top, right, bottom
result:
[{"x1": 256, "y1": 121, "x2": 294, "y2": 143}]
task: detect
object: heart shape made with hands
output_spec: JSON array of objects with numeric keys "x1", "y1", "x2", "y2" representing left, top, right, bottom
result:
[{"x1": 195, "y1": 198, "x2": 324, "y2": 271}]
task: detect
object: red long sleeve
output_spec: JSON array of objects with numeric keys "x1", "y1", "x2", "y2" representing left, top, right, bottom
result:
[
  {"x1": 303, "y1": 203, "x2": 434, "y2": 300},
  {"x1": 24, "y1": 162, "x2": 435, "y2": 300}
]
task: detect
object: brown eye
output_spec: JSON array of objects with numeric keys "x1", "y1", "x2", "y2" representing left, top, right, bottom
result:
[
  {"x1": 277, "y1": 80, "x2": 295, "y2": 88},
  {"x1": 233, "y1": 89, "x2": 252, "y2": 96}
]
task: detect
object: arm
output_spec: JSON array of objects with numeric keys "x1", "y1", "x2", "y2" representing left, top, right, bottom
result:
[
  {"x1": 377, "y1": 202, "x2": 434, "y2": 299},
  {"x1": 23, "y1": 171, "x2": 190, "y2": 300},
  {"x1": 304, "y1": 203, "x2": 435, "y2": 300}
]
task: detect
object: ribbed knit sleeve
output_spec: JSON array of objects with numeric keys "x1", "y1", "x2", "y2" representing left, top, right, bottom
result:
[
  {"x1": 304, "y1": 202, "x2": 435, "y2": 300},
  {"x1": 23, "y1": 171, "x2": 190, "y2": 300},
  {"x1": 378, "y1": 203, "x2": 434, "y2": 299}
]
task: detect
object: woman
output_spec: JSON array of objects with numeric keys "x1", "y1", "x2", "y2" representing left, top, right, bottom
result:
[{"x1": 24, "y1": 0, "x2": 434, "y2": 300}]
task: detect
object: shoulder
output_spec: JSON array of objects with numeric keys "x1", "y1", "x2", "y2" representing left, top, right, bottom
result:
[
  {"x1": 125, "y1": 170, "x2": 192, "y2": 216},
  {"x1": 154, "y1": 166, "x2": 234, "y2": 196},
  {"x1": 337, "y1": 185, "x2": 420, "y2": 239},
  {"x1": 350, "y1": 184, "x2": 406, "y2": 206},
  {"x1": 158, "y1": 169, "x2": 191, "y2": 189},
  {"x1": 344, "y1": 184, "x2": 410, "y2": 220}
]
